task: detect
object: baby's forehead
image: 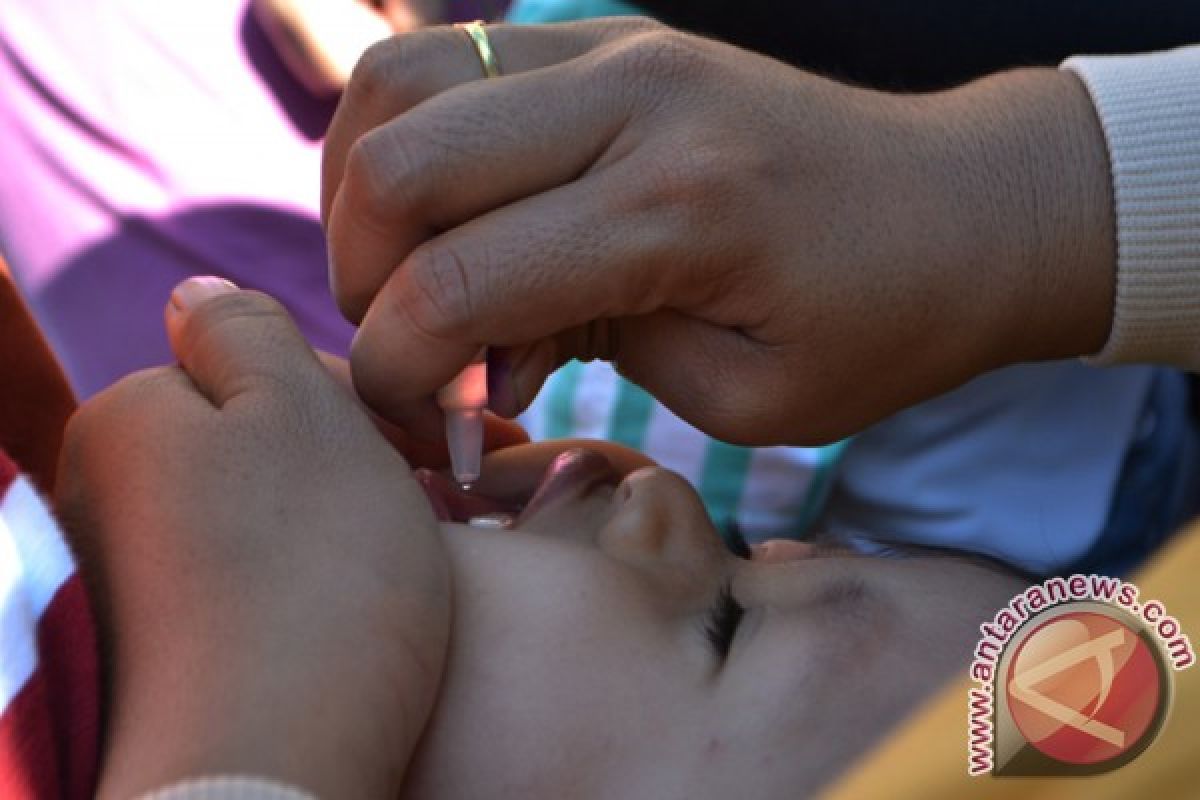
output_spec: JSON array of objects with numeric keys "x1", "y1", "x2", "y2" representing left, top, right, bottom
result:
[
  {"x1": 732, "y1": 540, "x2": 1014, "y2": 627},
  {"x1": 815, "y1": 528, "x2": 1030, "y2": 579},
  {"x1": 723, "y1": 554, "x2": 986, "y2": 694}
]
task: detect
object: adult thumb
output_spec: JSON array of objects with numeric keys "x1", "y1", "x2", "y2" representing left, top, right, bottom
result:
[{"x1": 165, "y1": 277, "x2": 328, "y2": 408}]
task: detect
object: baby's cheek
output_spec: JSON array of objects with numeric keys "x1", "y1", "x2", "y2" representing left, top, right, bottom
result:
[{"x1": 419, "y1": 608, "x2": 625, "y2": 795}]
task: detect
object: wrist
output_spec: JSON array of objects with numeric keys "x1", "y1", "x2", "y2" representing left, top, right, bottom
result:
[{"x1": 904, "y1": 69, "x2": 1117, "y2": 371}]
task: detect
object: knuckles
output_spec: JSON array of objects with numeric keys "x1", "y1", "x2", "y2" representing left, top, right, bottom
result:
[
  {"x1": 397, "y1": 243, "x2": 478, "y2": 340},
  {"x1": 620, "y1": 140, "x2": 740, "y2": 228},
  {"x1": 185, "y1": 288, "x2": 291, "y2": 332},
  {"x1": 333, "y1": 124, "x2": 436, "y2": 320},
  {"x1": 596, "y1": 28, "x2": 712, "y2": 103},
  {"x1": 341, "y1": 126, "x2": 422, "y2": 232},
  {"x1": 596, "y1": 15, "x2": 665, "y2": 39},
  {"x1": 181, "y1": 289, "x2": 293, "y2": 348},
  {"x1": 347, "y1": 32, "x2": 443, "y2": 118}
]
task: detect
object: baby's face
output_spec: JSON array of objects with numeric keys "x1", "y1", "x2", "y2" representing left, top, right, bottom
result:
[{"x1": 402, "y1": 441, "x2": 1026, "y2": 798}]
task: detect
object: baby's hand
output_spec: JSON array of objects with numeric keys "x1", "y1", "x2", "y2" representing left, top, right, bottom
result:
[{"x1": 57, "y1": 278, "x2": 446, "y2": 799}]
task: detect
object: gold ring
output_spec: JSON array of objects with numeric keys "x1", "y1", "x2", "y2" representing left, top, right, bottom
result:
[{"x1": 457, "y1": 20, "x2": 501, "y2": 79}]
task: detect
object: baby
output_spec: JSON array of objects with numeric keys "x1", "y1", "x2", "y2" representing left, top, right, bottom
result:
[
  {"x1": 32, "y1": 279, "x2": 1026, "y2": 798},
  {"x1": 400, "y1": 441, "x2": 1027, "y2": 798}
]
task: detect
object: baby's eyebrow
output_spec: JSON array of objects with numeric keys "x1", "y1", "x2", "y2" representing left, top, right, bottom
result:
[
  {"x1": 804, "y1": 573, "x2": 881, "y2": 632},
  {"x1": 738, "y1": 555, "x2": 879, "y2": 622},
  {"x1": 814, "y1": 573, "x2": 869, "y2": 608},
  {"x1": 767, "y1": 565, "x2": 876, "y2": 618}
]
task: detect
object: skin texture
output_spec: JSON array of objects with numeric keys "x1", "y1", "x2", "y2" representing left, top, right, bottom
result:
[
  {"x1": 56, "y1": 281, "x2": 458, "y2": 799},
  {"x1": 400, "y1": 440, "x2": 1029, "y2": 799},
  {"x1": 320, "y1": 19, "x2": 1115, "y2": 447},
  {"x1": 56, "y1": 282, "x2": 1027, "y2": 798}
]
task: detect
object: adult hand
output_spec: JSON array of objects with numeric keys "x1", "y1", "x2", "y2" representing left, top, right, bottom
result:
[
  {"x1": 56, "y1": 279, "x2": 450, "y2": 799},
  {"x1": 322, "y1": 19, "x2": 1116, "y2": 445},
  {"x1": 317, "y1": 348, "x2": 529, "y2": 464}
]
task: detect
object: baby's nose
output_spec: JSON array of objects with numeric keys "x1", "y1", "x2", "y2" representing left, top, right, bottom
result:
[{"x1": 600, "y1": 466, "x2": 729, "y2": 583}]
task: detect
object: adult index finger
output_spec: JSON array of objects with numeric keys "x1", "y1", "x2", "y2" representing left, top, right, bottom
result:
[
  {"x1": 321, "y1": 17, "x2": 663, "y2": 320},
  {"x1": 321, "y1": 18, "x2": 657, "y2": 223}
]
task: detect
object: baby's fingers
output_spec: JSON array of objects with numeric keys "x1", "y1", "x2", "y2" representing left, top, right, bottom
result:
[{"x1": 164, "y1": 277, "x2": 332, "y2": 409}]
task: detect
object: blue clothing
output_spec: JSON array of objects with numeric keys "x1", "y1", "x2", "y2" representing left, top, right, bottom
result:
[
  {"x1": 1071, "y1": 370, "x2": 1199, "y2": 576},
  {"x1": 507, "y1": 0, "x2": 641, "y2": 23},
  {"x1": 825, "y1": 362, "x2": 1194, "y2": 576}
]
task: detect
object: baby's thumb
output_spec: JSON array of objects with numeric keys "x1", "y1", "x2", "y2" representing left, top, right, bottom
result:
[{"x1": 165, "y1": 277, "x2": 327, "y2": 408}]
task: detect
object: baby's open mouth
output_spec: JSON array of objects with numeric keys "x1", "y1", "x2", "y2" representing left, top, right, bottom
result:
[
  {"x1": 414, "y1": 468, "x2": 519, "y2": 524},
  {"x1": 415, "y1": 447, "x2": 619, "y2": 528}
]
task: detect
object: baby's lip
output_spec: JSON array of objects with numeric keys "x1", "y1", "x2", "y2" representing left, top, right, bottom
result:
[
  {"x1": 515, "y1": 448, "x2": 619, "y2": 526},
  {"x1": 414, "y1": 447, "x2": 619, "y2": 527}
]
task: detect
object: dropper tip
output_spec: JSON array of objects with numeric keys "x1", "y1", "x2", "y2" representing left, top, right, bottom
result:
[{"x1": 445, "y1": 407, "x2": 483, "y2": 493}]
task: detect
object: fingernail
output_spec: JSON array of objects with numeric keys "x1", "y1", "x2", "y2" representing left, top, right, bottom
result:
[
  {"x1": 170, "y1": 276, "x2": 238, "y2": 311},
  {"x1": 486, "y1": 348, "x2": 516, "y2": 417},
  {"x1": 752, "y1": 540, "x2": 817, "y2": 563}
]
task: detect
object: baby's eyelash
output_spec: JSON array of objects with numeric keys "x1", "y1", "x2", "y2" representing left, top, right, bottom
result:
[
  {"x1": 724, "y1": 522, "x2": 751, "y2": 559},
  {"x1": 703, "y1": 581, "x2": 745, "y2": 661}
]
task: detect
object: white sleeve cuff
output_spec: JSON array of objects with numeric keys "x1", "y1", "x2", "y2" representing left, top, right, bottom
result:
[
  {"x1": 1062, "y1": 46, "x2": 1200, "y2": 372},
  {"x1": 138, "y1": 777, "x2": 316, "y2": 800}
]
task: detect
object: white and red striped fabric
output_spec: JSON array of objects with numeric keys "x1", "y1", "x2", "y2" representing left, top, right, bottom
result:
[{"x1": 0, "y1": 448, "x2": 99, "y2": 799}]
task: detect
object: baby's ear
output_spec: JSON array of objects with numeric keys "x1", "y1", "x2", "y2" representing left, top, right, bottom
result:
[
  {"x1": 751, "y1": 539, "x2": 818, "y2": 564},
  {"x1": 164, "y1": 277, "x2": 327, "y2": 408}
]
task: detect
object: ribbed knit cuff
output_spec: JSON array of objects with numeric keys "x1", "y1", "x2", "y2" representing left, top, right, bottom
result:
[
  {"x1": 138, "y1": 776, "x2": 316, "y2": 800},
  {"x1": 1062, "y1": 46, "x2": 1200, "y2": 371}
]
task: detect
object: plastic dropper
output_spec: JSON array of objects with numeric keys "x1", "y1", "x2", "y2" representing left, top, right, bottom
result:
[{"x1": 437, "y1": 352, "x2": 487, "y2": 489}]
